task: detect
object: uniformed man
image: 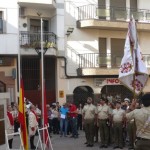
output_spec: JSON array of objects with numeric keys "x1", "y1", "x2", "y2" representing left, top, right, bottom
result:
[
  {"x1": 126, "y1": 93, "x2": 150, "y2": 150},
  {"x1": 97, "y1": 97, "x2": 111, "y2": 148},
  {"x1": 28, "y1": 105, "x2": 38, "y2": 150},
  {"x1": 82, "y1": 97, "x2": 97, "y2": 147},
  {"x1": 112, "y1": 100, "x2": 125, "y2": 149},
  {"x1": 6, "y1": 105, "x2": 14, "y2": 149}
]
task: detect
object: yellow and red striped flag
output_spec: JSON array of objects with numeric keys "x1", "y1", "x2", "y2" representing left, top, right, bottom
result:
[{"x1": 18, "y1": 79, "x2": 29, "y2": 149}]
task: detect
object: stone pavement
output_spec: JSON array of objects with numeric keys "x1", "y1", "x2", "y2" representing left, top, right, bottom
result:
[
  {"x1": 11, "y1": 130, "x2": 129, "y2": 150},
  {"x1": 51, "y1": 130, "x2": 128, "y2": 150}
]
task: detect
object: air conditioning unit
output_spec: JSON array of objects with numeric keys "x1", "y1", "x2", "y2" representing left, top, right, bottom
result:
[{"x1": 19, "y1": 7, "x2": 26, "y2": 18}]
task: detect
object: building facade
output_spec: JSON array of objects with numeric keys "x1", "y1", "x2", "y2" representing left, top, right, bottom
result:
[
  {"x1": 63, "y1": 0, "x2": 150, "y2": 104},
  {"x1": 0, "y1": 0, "x2": 150, "y2": 108}
]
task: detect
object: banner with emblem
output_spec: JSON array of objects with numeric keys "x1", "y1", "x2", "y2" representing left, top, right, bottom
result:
[{"x1": 119, "y1": 18, "x2": 148, "y2": 95}]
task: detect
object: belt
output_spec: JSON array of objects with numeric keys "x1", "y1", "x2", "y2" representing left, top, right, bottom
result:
[
  {"x1": 100, "y1": 119, "x2": 108, "y2": 121},
  {"x1": 136, "y1": 137, "x2": 150, "y2": 141}
]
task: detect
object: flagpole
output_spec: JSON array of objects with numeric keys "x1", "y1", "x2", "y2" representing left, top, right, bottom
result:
[
  {"x1": 18, "y1": 4, "x2": 21, "y2": 96},
  {"x1": 40, "y1": 16, "x2": 45, "y2": 146},
  {"x1": 133, "y1": 18, "x2": 138, "y2": 99}
]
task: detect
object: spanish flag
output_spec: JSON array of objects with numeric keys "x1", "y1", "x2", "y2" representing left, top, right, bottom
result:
[{"x1": 18, "y1": 79, "x2": 29, "y2": 149}]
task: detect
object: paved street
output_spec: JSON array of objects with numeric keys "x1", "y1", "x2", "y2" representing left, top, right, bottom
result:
[
  {"x1": 12, "y1": 130, "x2": 129, "y2": 150},
  {"x1": 51, "y1": 130, "x2": 128, "y2": 150}
]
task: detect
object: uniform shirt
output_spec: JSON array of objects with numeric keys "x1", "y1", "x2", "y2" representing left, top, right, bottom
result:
[
  {"x1": 126, "y1": 106, "x2": 150, "y2": 139},
  {"x1": 97, "y1": 104, "x2": 111, "y2": 120},
  {"x1": 6, "y1": 112, "x2": 14, "y2": 140},
  {"x1": 28, "y1": 111, "x2": 38, "y2": 136},
  {"x1": 82, "y1": 104, "x2": 96, "y2": 120},
  {"x1": 112, "y1": 108, "x2": 125, "y2": 122}
]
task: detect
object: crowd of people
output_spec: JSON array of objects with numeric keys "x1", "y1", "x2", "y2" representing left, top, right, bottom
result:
[{"x1": 6, "y1": 93, "x2": 150, "y2": 150}]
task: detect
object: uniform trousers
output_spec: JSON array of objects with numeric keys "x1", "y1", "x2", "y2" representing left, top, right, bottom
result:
[
  {"x1": 135, "y1": 138, "x2": 150, "y2": 150},
  {"x1": 30, "y1": 135, "x2": 36, "y2": 149},
  {"x1": 113, "y1": 122, "x2": 123, "y2": 147},
  {"x1": 98, "y1": 119, "x2": 109, "y2": 146},
  {"x1": 84, "y1": 119, "x2": 95, "y2": 145},
  {"x1": 127, "y1": 121, "x2": 136, "y2": 148},
  {"x1": 8, "y1": 139, "x2": 13, "y2": 149}
]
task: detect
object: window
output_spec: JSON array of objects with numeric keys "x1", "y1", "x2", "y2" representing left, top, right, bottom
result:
[
  {"x1": 111, "y1": 38, "x2": 125, "y2": 67},
  {"x1": 30, "y1": 19, "x2": 49, "y2": 32},
  {"x1": 99, "y1": 38, "x2": 107, "y2": 67}
]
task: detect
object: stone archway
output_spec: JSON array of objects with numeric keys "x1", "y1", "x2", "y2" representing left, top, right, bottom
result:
[{"x1": 73, "y1": 86, "x2": 94, "y2": 106}]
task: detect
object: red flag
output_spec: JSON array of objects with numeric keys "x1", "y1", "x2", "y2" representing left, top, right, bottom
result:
[{"x1": 18, "y1": 79, "x2": 29, "y2": 149}]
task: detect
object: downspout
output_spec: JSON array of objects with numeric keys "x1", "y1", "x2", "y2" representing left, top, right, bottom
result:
[{"x1": 57, "y1": 56, "x2": 79, "y2": 78}]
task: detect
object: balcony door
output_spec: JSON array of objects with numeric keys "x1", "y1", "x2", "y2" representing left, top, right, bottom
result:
[
  {"x1": 98, "y1": 0, "x2": 106, "y2": 19},
  {"x1": 99, "y1": 38, "x2": 107, "y2": 67},
  {"x1": 30, "y1": 19, "x2": 49, "y2": 32},
  {"x1": 111, "y1": 38, "x2": 125, "y2": 67},
  {"x1": 110, "y1": 0, "x2": 126, "y2": 20}
]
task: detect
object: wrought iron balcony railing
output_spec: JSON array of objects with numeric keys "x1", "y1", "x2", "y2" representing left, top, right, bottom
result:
[
  {"x1": 78, "y1": 53, "x2": 150, "y2": 69},
  {"x1": 20, "y1": 31, "x2": 57, "y2": 49},
  {"x1": 0, "y1": 18, "x2": 3, "y2": 33},
  {"x1": 78, "y1": 4, "x2": 150, "y2": 23}
]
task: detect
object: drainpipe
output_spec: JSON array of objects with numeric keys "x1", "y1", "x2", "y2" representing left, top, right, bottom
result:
[
  {"x1": 57, "y1": 56, "x2": 119, "y2": 78},
  {"x1": 57, "y1": 56, "x2": 79, "y2": 78}
]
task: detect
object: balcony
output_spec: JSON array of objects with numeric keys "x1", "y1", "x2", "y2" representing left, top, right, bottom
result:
[
  {"x1": 0, "y1": 18, "x2": 3, "y2": 33},
  {"x1": 77, "y1": 53, "x2": 150, "y2": 76},
  {"x1": 18, "y1": 0, "x2": 56, "y2": 9},
  {"x1": 20, "y1": 31, "x2": 57, "y2": 50},
  {"x1": 77, "y1": 5, "x2": 150, "y2": 31}
]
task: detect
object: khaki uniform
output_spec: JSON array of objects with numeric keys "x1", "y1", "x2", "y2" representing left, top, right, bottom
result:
[
  {"x1": 29, "y1": 111, "x2": 38, "y2": 149},
  {"x1": 97, "y1": 104, "x2": 111, "y2": 146},
  {"x1": 82, "y1": 104, "x2": 96, "y2": 145},
  {"x1": 126, "y1": 107, "x2": 150, "y2": 150},
  {"x1": 112, "y1": 108, "x2": 125, "y2": 147},
  {"x1": 28, "y1": 111, "x2": 38, "y2": 136}
]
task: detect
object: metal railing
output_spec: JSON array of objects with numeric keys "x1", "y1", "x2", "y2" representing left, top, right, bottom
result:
[
  {"x1": 78, "y1": 53, "x2": 150, "y2": 69},
  {"x1": 20, "y1": 31, "x2": 57, "y2": 49},
  {"x1": 78, "y1": 5, "x2": 150, "y2": 23},
  {"x1": 0, "y1": 18, "x2": 3, "y2": 33}
]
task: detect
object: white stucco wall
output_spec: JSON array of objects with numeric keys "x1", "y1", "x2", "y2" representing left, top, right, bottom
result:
[
  {"x1": 56, "y1": 0, "x2": 150, "y2": 101},
  {"x1": 0, "y1": 0, "x2": 18, "y2": 54},
  {"x1": 138, "y1": 0, "x2": 150, "y2": 9}
]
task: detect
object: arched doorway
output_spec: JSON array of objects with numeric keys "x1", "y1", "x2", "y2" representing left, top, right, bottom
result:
[
  {"x1": 73, "y1": 86, "x2": 94, "y2": 106},
  {"x1": 0, "y1": 81, "x2": 6, "y2": 92}
]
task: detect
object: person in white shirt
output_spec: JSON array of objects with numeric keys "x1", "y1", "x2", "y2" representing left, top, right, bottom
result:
[
  {"x1": 28, "y1": 105, "x2": 38, "y2": 149},
  {"x1": 6, "y1": 105, "x2": 14, "y2": 149}
]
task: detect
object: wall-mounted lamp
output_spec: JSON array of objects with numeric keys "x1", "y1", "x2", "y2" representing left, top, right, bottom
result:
[{"x1": 66, "y1": 27, "x2": 74, "y2": 36}]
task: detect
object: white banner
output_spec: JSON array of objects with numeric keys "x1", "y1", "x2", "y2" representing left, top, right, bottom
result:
[{"x1": 119, "y1": 18, "x2": 148, "y2": 95}]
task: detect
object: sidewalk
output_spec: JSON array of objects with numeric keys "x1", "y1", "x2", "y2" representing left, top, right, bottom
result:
[{"x1": 12, "y1": 130, "x2": 128, "y2": 150}]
